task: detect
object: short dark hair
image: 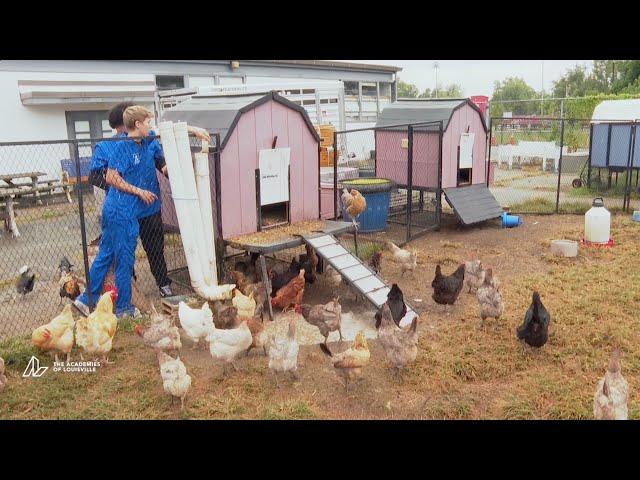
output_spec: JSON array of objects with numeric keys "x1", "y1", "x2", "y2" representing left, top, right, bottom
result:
[{"x1": 108, "y1": 102, "x2": 135, "y2": 129}]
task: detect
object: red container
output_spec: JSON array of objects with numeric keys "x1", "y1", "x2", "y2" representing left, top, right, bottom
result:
[{"x1": 471, "y1": 95, "x2": 489, "y2": 118}]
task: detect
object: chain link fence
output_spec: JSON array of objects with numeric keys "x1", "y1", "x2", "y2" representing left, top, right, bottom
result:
[
  {"x1": 488, "y1": 117, "x2": 640, "y2": 215},
  {"x1": 0, "y1": 135, "x2": 207, "y2": 341}
]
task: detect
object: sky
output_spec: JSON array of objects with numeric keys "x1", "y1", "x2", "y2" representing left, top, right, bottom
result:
[{"x1": 346, "y1": 60, "x2": 593, "y2": 97}]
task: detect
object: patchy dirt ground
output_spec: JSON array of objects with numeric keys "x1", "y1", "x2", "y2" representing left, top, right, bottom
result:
[{"x1": 1, "y1": 213, "x2": 639, "y2": 420}]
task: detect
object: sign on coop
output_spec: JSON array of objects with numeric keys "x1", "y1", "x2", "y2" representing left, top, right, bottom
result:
[
  {"x1": 259, "y1": 148, "x2": 290, "y2": 206},
  {"x1": 459, "y1": 133, "x2": 475, "y2": 169}
]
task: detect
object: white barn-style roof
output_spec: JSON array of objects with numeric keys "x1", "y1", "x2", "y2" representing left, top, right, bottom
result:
[{"x1": 591, "y1": 99, "x2": 640, "y2": 123}]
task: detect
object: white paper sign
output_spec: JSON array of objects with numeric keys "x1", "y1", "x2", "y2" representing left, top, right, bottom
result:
[
  {"x1": 259, "y1": 148, "x2": 290, "y2": 206},
  {"x1": 459, "y1": 133, "x2": 475, "y2": 169}
]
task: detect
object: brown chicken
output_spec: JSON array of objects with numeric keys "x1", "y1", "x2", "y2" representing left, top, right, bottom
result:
[
  {"x1": 320, "y1": 330, "x2": 370, "y2": 389},
  {"x1": 58, "y1": 256, "x2": 85, "y2": 305},
  {"x1": 134, "y1": 303, "x2": 182, "y2": 354},
  {"x1": 369, "y1": 251, "x2": 383, "y2": 275},
  {"x1": 298, "y1": 296, "x2": 342, "y2": 344},
  {"x1": 240, "y1": 303, "x2": 266, "y2": 355},
  {"x1": 476, "y1": 267, "x2": 504, "y2": 328},
  {"x1": 271, "y1": 269, "x2": 305, "y2": 312},
  {"x1": 268, "y1": 259, "x2": 300, "y2": 297},
  {"x1": 431, "y1": 264, "x2": 465, "y2": 305},
  {"x1": 213, "y1": 302, "x2": 238, "y2": 329},
  {"x1": 377, "y1": 302, "x2": 419, "y2": 374},
  {"x1": 346, "y1": 189, "x2": 367, "y2": 226}
]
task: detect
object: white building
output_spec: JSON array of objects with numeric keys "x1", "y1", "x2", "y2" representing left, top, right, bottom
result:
[{"x1": 0, "y1": 60, "x2": 401, "y2": 143}]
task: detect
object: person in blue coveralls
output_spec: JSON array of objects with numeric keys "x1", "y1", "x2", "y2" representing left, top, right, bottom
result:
[{"x1": 75, "y1": 105, "x2": 210, "y2": 318}]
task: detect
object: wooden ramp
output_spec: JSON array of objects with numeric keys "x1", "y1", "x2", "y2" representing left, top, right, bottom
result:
[
  {"x1": 443, "y1": 184, "x2": 503, "y2": 225},
  {"x1": 303, "y1": 234, "x2": 418, "y2": 327}
]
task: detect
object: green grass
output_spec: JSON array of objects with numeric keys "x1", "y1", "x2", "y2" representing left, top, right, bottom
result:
[
  {"x1": 261, "y1": 400, "x2": 317, "y2": 420},
  {"x1": 347, "y1": 241, "x2": 384, "y2": 262},
  {"x1": 507, "y1": 197, "x2": 629, "y2": 215}
]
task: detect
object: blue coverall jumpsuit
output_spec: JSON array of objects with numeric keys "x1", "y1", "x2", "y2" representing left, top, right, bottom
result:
[{"x1": 78, "y1": 136, "x2": 164, "y2": 316}]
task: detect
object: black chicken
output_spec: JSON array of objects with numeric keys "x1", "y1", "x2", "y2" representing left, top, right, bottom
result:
[
  {"x1": 58, "y1": 256, "x2": 83, "y2": 304},
  {"x1": 431, "y1": 264, "x2": 465, "y2": 305},
  {"x1": 15, "y1": 265, "x2": 36, "y2": 297},
  {"x1": 294, "y1": 245, "x2": 318, "y2": 284},
  {"x1": 517, "y1": 291, "x2": 550, "y2": 348},
  {"x1": 375, "y1": 283, "x2": 407, "y2": 329},
  {"x1": 268, "y1": 258, "x2": 301, "y2": 297}
]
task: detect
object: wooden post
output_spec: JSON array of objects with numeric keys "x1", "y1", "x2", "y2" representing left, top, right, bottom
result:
[
  {"x1": 6, "y1": 195, "x2": 20, "y2": 238},
  {"x1": 258, "y1": 254, "x2": 274, "y2": 321}
]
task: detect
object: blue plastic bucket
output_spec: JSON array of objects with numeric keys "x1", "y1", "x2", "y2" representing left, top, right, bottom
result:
[
  {"x1": 340, "y1": 178, "x2": 394, "y2": 232},
  {"x1": 502, "y1": 212, "x2": 523, "y2": 228},
  {"x1": 632, "y1": 211, "x2": 640, "y2": 222}
]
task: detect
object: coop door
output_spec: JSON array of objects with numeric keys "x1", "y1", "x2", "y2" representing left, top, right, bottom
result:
[
  {"x1": 258, "y1": 148, "x2": 290, "y2": 229},
  {"x1": 458, "y1": 133, "x2": 474, "y2": 185}
]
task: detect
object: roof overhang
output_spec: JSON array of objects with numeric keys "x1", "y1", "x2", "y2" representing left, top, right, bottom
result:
[{"x1": 18, "y1": 79, "x2": 157, "y2": 106}]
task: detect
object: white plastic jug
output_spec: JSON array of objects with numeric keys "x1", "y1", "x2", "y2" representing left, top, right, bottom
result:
[{"x1": 585, "y1": 197, "x2": 610, "y2": 244}]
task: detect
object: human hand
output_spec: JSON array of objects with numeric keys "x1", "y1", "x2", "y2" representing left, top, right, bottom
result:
[
  {"x1": 137, "y1": 189, "x2": 158, "y2": 205},
  {"x1": 189, "y1": 126, "x2": 211, "y2": 143}
]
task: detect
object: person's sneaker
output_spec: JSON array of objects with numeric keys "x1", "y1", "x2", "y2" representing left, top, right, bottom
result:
[
  {"x1": 117, "y1": 307, "x2": 141, "y2": 321},
  {"x1": 73, "y1": 299, "x2": 90, "y2": 317},
  {"x1": 159, "y1": 285, "x2": 174, "y2": 298}
]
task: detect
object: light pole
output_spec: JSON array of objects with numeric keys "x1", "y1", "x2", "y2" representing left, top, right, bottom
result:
[
  {"x1": 433, "y1": 62, "x2": 440, "y2": 98},
  {"x1": 541, "y1": 60, "x2": 545, "y2": 116}
]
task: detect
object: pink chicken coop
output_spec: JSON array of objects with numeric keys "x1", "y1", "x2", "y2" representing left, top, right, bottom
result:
[
  {"x1": 375, "y1": 98, "x2": 502, "y2": 225},
  {"x1": 159, "y1": 91, "x2": 322, "y2": 239}
]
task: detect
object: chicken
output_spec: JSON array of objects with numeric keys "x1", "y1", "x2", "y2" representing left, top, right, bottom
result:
[
  {"x1": 431, "y1": 264, "x2": 465, "y2": 305},
  {"x1": 227, "y1": 270, "x2": 267, "y2": 309},
  {"x1": 369, "y1": 251, "x2": 383, "y2": 275},
  {"x1": 346, "y1": 189, "x2": 367, "y2": 227},
  {"x1": 157, "y1": 351, "x2": 191, "y2": 411},
  {"x1": 320, "y1": 330, "x2": 370, "y2": 389},
  {"x1": 266, "y1": 318, "x2": 300, "y2": 385},
  {"x1": 16, "y1": 265, "x2": 36, "y2": 298},
  {"x1": 385, "y1": 241, "x2": 417, "y2": 276},
  {"x1": 31, "y1": 304, "x2": 76, "y2": 363},
  {"x1": 135, "y1": 303, "x2": 182, "y2": 353},
  {"x1": 75, "y1": 290, "x2": 118, "y2": 364},
  {"x1": 58, "y1": 257, "x2": 85, "y2": 305},
  {"x1": 241, "y1": 303, "x2": 266, "y2": 355},
  {"x1": 375, "y1": 283, "x2": 407, "y2": 329},
  {"x1": 232, "y1": 288, "x2": 256, "y2": 318},
  {"x1": 271, "y1": 269, "x2": 305, "y2": 312},
  {"x1": 476, "y1": 267, "x2": 504, "y2": 328},
  {"x1": 464, "y1": 256, "x2": 486, "y2": 294},
  {"x1": 377, "y1": 302, "x2": 419, "y2": 373},
  {"x1": 516, "y1": 291, "x2": 550, "y2": 349},
  {"x1": 178, "y1": 301, "x2": 214, "y2": 348},
  {"x1": 298, "y1": 296, "x2": 342, "y2": 344},
  {"x1": 341, "y1": 188, "x2": 353, "y2": 211},
  {"x1": 594, "y1": 350, "x2": 629, "y2": 420},
  {"x1": 0, "y1": 357, "x2": 6, "y2": 393},
  {"x1": 268, "y1": 260, "x2": 300, "y2": 297},
  {"x1": 213, "y1": 303, "x2": 238, "y2": 329},
  {"x1": 206, "y1": 319, "x2": 253, "y2": 376},
  {"x1": 293, "y1": 244, "x2": 319, "y2": 284}
]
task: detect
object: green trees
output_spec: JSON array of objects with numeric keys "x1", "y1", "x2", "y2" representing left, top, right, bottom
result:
[{"x1": 397, "y1": 80, "x2": 464, "y2": 99}]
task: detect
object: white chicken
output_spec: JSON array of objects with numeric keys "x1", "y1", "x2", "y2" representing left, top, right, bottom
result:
[
  {"x1": 266, "y1": 318, "x2": 300, "y2": 386},
  {"x1": 135, "y1": 303, "x2": 182, "y2": 353},
  {"x1": 178, "y1": 301, "x2": 214, "y2": 349},
  {"x1": 385, "y1": 241, "x2": 417, "y2": 276},
  {"x1": 232, "y1": 289, "x2": 256, "y2": 318},
  {"x1": 157, "y1": 351, "x2": 192, "y2": 410},
  {"x1": 594, "y1": 350, "x2": 629, "y2": 420},
  {"x1": 206, "y1": 320, "x2": 253, "y2": 376},
  {"x1": 476, "y1": 267, "x2": 504, "y2": 328}
]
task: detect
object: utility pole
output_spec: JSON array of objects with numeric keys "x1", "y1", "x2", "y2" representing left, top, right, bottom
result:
[
  {"x1": 541, "y1": 60, "x2": 545, "y2": 116},
  {"x1": 433, "y1": 62, "x2": 440, "y2": 99}
]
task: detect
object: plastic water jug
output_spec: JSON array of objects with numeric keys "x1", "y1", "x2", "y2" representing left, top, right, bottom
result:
[{"x1": 585, "y1": 197, "x2": 610, "y2": 244}]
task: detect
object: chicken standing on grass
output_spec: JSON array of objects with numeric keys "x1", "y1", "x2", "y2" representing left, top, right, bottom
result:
[
  {"x1": 594, "y1": 350, "x2": 628, "y2": 420},
  {"x1": 15, "y1": 265, "x2": 36, "y2": 298},
  {"x1": 377, "y1": 302, "x2": 419, "y2": 375},
  {"x1": 476, "y1": 267, "x2": 504, "y2": 328},
  {"x1": 266, "y1": 318, "x2": 300, "y2": 386},
  {"x1": 206, "y1": 319, "x2": 253, "y2": 376},
  {"x1": 135, "y1": 303, "x2": 182, "y2": 354},
  {"x1": 464, "y1": 256, "x2": 486, "y2": 294},
  {"x1": 320, "y1": 330, "x2": 370, "y2": 390},
  {"x1": 32, "y1": 304, "x2": 76, "y2": 363},
  {"x1": 298, "y1": 296, "x2": 342, "y2": 344},
  {"x1": 157, "y1": 350, "x2": 191, "y2": 411},
  {"x1": 385, "y1": 241, "x2": 417, "y2": 276},
  {"x1": 178, "y1": 301, "x2": 214, "y2": 349},
  {"x1": 241, "y1": 303, "x2": 267, "y2": 356},
  {"x1": 431, "y1": 264, "x2": 465, "y2": 306},
  {"x1": 75, "y1": 290, "x2": 118, "y2": 364},
  {"x1": 516, "y1": 291, "x2": 550, "y2": 350}
]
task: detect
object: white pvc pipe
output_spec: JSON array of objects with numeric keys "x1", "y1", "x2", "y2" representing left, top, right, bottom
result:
[
  {"x1": 160, "y1": 120, "x2": 234, "y2": 301},
  {"x1": 173, "y1": 122, "x2": 212, "y2": 285},
  {"x1": 194, "y1": 148, "x2": 217, "y2": 285}
]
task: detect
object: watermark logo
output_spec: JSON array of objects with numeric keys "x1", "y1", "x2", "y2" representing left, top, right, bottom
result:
[
  {"x1": 22, "y1": 356, "x2": 48, "y2": 378},
  {"x1": 53, "y1": 360, "x2": 101, "y2": 373}
]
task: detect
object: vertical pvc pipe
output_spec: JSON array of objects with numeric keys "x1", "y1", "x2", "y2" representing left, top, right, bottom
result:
[{"x1": 194, "y1": 145, "x2": 217, "y2": 285}]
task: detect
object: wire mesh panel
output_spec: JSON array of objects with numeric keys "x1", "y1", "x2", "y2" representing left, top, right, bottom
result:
[{"x1": 0, "y1": 140, "x2": 86, "y2": 340}]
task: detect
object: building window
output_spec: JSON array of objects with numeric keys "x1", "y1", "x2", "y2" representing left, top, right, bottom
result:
[
  {"x1": 379, "y1": 83, "x2": 392, "y2": 99},
  {"x1": 156, "y1": 75, "x2": 185, "y2": 90},
  {"x1": 361, "y1": 84, "x2": 377, "y2": 98},
  {"x1": 344, "y1": 81, "x2": 359, "y2": 96}
]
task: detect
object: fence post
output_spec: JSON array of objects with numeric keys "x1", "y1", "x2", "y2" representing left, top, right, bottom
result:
[
  {"x1": 406, "y1": 125, "x2": 414, "y2": 243},
  {"x1": 556, "y1": 118, "x2": 565, "y2": 213},
  {"x1": 625, "y1": 124, "x2": 636, "y2": 212},
  {"x1": 74, "y1": 140, "x2": 93, "y2": 311},
  {"x1": 436, "y1": 121, "x2": 443, "y2": 229},
  {"x1": 333, "y1": 131, "x2": 338, "y2": 220},
  {"x1": 587, "y1": 123, "x2": 594, "y2": 189},
  {"x1": 486, "y1": 117, "x2": 493, "y2": 187}
]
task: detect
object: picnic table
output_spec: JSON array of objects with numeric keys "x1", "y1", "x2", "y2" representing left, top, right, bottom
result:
[{"x1": 0, "y1": 171, "x2": 73, "y2": 238}]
